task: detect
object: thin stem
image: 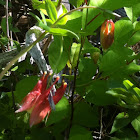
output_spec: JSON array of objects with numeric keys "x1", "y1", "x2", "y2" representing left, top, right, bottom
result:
[
  {"x1": 87, "y1": 12, "x2": 101, "y2": 26},
  {"x1": 70, "y1": 36, "x2": 86, "y2": 127},
  {"x1": 6, "y1": 0, "x2": 9, "y2": 50},
  {"x1": 99, "y1": 108, "x2": 103, "y2": 140}
]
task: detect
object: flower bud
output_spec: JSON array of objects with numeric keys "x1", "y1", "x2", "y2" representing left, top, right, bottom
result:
[{"x1": 100, "y1": 19, "x2": 115, "y2": 50}]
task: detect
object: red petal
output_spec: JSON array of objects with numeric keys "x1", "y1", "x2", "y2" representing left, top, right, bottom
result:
[
  {"x1": 53, "y1": 82, "x2": 67, "y2": 105},
  {"x1": 41, "y1": 73, "x2": 50, "y2": 93},
  {"x1": 29, "y1": 93, "x2": 51, "y2": 127},
  {"x1": 43, "y1": 76, "x2": 60, "y2": 96},
  {"x1": 15, "y1": 91, "x2": 41, "y2": 113},
  {"x1": 32, "y1": 73, "x2": 46, "y2": 92}
]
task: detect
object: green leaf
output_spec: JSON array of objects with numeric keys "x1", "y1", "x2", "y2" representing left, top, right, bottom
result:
[
  {"x1": 49, "y1": 28, "x2": 79, "y2": 40},
  {"x1": 114, "y1": 20, "x2": 134, "y2": 46},
  {"x1": 127, "y1": 30, "x2": 140, "y2": 46},
  {"x1": 110, "y1": 111, "x2": 140, "y2": 134},
  {"x1": 69, "y1": 125, "x2": 93, "y2": 140},
  {"x1": 55, "y1": 5, "x2": 68, "y2": 26},
  {"x1": 99, "y1": 47, "x2": 134, "y2": 76},
  {"x1": 0, "y1": 36, "x2": 8, "y2": 45},
  {"x1": 125, "y1": 3, "x2": 140, "y2": 23},
  {"x1": 124, "y1": 7, "x2": 136, "y2": 23},
  {"x1": 69, "y1": 0, "x2": 84, "y2": 8},
  {"x1": 110, "y1": 127, "x2": 137, "y2": 140},
  {"x1": 132, "y1": 115, "x2": 140, "y2": 136},
  {"x1": 45, "y1": 0, "x2": 57, "y2": 22},
  {"x1": 70, "y1": 43, "x2": 81, "y2": 68},
  {"x1": 48, "y1": 36, "x2": 69, "y2": 73},
  {"x1": 134, "y1": 21, "x2": 140, "y2": 32},
  {"x1": 122, "y1": 63, "x2": 140, "y2": 75},
  {"x1": 32, "y1": 0, "x2": 46, "y2": 10},
  {"x1": 82, "y1": 7, "x2": 88, "y2": 30},
  {"x1": 78, "y1": 57, "x2": 97, "y2": 82},
  {"x1": 90, "y1": 0, "x2": 140, "y2": 11},
  {"x1": 73, "y1": 102, "x2": 99, "y2": 127},
  {"x1": 63, "y1": 11, "x2": 82, "y2": 33},
  {"x1": 15, "y1": 76, "x2": 38, "y2": 102},
  {"x1": 1, "y1": 17, "x2": 11, "y2": 35},
  {"x1": 85, "y1": 80, "x2": 116, "y2": 105},
  {"x1": 123, "y1": 80, "x2": 140, "y2": 100},
  {"x1": 46, "y1": 97, "x2": 70, "y2": 126},
  {"x1": 40, "y1": 10, "x2": 47, "y2": 25}
]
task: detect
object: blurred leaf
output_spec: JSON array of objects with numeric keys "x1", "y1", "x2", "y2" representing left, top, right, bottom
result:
[
  {"x1": 45, "y1": 0, "x2": 57, "y2": 22},
  {"x1": 30, "y1": 128, "x2": 52, "y2": 140},
  {"x1": 132, "y1": 115, "x2": 140, "y2": 136},
  {"x1": 85, "y1": 80, "x2": 116, "y2": 105},
  {"x1": 49, "y1": 28, "x2": 79, "y2": 40},
  {"x1": 70, "y1": 43, "x2": 81, "y2": 68},
  {"x1": 114, "y1": 20, "x2": 134, "y2": 46},
  {"x1": 134, "y1": 21, "x2": 140, "y2": 31},
  {"x1": 78, "y1": 57, "x2": 97, "y2": 82},
  {"x1": 48, "y1": 36, "x2": 69, "y2": 73},
  {"x1": 82, "y1": 38, "x2": 100, "y2": 54},
  {"x1": 127, "y1": 30, "x2": 140, "y2": 46},
  {"x1": 1, "y1": 17, "x2": 12, "y2": 35},
  {"x1": 56, "y1": 5, "x2": 68, "y2": 26},
  {"x1": 46, "y1": 97, "x2": 70, "y2": 126},
  {"x1": 0, "y1": 36, "x2": 8, "y2": 45},
  {"x1": 1, "y1": 16, "x2": 19, "y2": 34},
  {"x1": 63, "y1": 11, "x2": 82, "y2": 33},
  {"x1": 110, "y1": 111, "x2": 140, "y2": 134},
  {"x1": 11, "y1": 66, "x2": 18, "y2": 72},
  {"x1": 99, "y1": 47, "x2": 134, "y2": 76},
  {"x1": 69, "y1": 0, "x2": 84, "y2": 7},
  {"x1": 82, "y1": 8, "x2": 88, "y2": 30},
  {"x1": 32, "y1": 0, "x2": 46, "y2": 10},
  {"x1": 15, "y1": 76, "x2": 38, "y2": 102},
  {"x1": 69, "y1": 125, "x2": 93, "y2": 140},
  {"x1": 90, "y1": 0, "x2": 140, "y2": 11},
  {"x1": 110, "y1": 127, "x2": 137, "y2": 140},
  {"x1": 122, "y1": 63, "x2": 140, "y2": 75},
  {"x1": 125, "y1": 3, "x2": 140, "y2": 23},
  {"x1": 73, "y1": 102, "x2": 99, "y2": 127}
]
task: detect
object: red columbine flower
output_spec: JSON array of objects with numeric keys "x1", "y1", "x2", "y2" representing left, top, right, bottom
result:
[
  {"x1": 15, "y1": 73, "x2": 49, "y2": 113},
  {"x1": 15, "y1": 73, "x2": 67, "y2": 127},
  {"x1": 100, "y1": 19, "x2": 115, "y2": 50},
  {"x1": 29, "y1": 82, "x2": 67, "y2": 127}
]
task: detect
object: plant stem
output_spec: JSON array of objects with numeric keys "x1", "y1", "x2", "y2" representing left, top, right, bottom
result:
[
  {"x1": 6, "y1": 0, "x2": 9, "y2": 50},
  {"x1": 70, "y1": 36, "x2": 86, "y2": 128}
]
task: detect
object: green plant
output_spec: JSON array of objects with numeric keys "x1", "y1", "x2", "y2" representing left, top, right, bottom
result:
[{"x1": 0, "y1": 0, "x2": 140, "y2": 139}]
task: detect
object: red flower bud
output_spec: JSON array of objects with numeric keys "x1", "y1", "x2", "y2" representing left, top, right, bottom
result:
[{"x1": 100, "y1": 19, "x2": 115, "y2": 50}]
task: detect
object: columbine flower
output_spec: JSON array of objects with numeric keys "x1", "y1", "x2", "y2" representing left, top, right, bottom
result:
[
  {"x1": 29, "y1": 82, "x2": 67, "y2": 127},
  {"x1": 100, "y1": 19, "x2": 115, "y2": 50},
  {"x1": 15, "y1": 73, "x2": 67, "y2": 127}
]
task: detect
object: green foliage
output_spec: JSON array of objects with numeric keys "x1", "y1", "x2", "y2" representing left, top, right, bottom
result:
[
  {"x1": 1, "y1": 0, "x2": 140, "y2": 139},
  {"x1": 45, "y1": 0, "x2": 57, "y2": 22},
  {"x1": 14, "y1": 76, "x2": 38, "y2": 102},
  {"x1": 1, "y1": 16, "x2": 19, "y2": 35},
  {"x1": 73, "y1": 102, "x2": 99, "y2": 127},
  {"x1": 48, "y1": 36, "x2": 69, "y2": 73},
  {"x1": 69, "y1": 125, "x2": 93, "y2": 140},
  {"x1": 46, "y1": 97, "x2": 70, "y2": 126}
]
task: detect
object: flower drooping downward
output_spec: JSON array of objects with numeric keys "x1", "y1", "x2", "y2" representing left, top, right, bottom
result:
[
  {"x1": 15, "y1": 73, "x2": 67, "y2": 127},
  {"x1": 100, "y1": 19, "x2": 115, "y2": 50}
]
